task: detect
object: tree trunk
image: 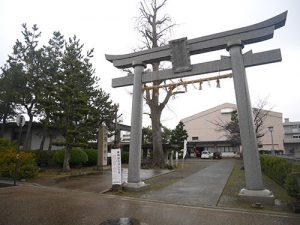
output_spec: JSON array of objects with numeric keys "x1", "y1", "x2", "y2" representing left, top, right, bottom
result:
[
  {"x1": 0, "y1": 114, "x2": 8, "y2": 137},
  {"x1": 39, "y1": 125, "x2": 47, "y2": 151},
  {"x1": 62, "y1": 144, "x2": 71, "y2": 171},
  {"x1": 151, "y1": 105, "x2": 164, "y2": 167},
  {"x1": 23, "y1": 114, "x2": 33, "y2": 150},
  {"x1": 48, "y1": 135, "x2": 53, "y2": 151}
]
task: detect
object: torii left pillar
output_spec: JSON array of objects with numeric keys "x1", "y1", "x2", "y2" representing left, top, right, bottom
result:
[{"x1": 123, "y1": 61, "x2": 148, "y2": 191}]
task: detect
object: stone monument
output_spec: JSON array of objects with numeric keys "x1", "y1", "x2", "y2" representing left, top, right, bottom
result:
[{"x1": 97, "y1": 123, "x2": 108, "y2": 171}]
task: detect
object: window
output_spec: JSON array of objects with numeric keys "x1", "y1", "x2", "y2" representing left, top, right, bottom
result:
[
  {"x1": 192, "y1": 136, "x2": 199, "y2": 140},
  {"x1": 292, "y1": 134, "x2": 300, "y2": 139},
  {"x1": 221, "y1": 108, "x2": 235, "y2": 114}
]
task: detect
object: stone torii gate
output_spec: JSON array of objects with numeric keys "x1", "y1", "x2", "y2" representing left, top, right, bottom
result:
[{"x1": 105, "y1": 12, "x2": 287, "y2": 201}]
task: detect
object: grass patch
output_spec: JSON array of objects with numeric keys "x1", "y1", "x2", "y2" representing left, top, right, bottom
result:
[
  {"x1": 218, "y1": 160, "x2": 297, "y2": 213},
  {"x1": 36, "y1": 166, "x2": 106, "y2": 178}
]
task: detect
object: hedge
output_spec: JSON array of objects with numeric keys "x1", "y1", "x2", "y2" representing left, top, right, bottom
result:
[
  {"x1": 121, "y1": 151, "x2": 129, "y2": 164},
  {"x1": 83, "y1": 150, "x2": 97, "y2": 166},
  {"x1": 260, "y1": 155, "x2": 300, "y2": 199},
  {"x1": 53, "y1": 149, "x2": 88, "y2": 166},
  {"x1": 0, "y1": 138, "x2": 16, "y2": 152},
  {"x1": 35, "y1": 150, "x2": 57, "y2": 167}
]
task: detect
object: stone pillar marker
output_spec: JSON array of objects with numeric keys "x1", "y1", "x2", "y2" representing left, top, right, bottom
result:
[
  {"x1": 124, "y1": 61, "x2": 148, "y2": 190},
  {"x1": 227, "y1": 40, "x2": 274, "y2": 203},
  {"x1": 97, "y1": 123, "x2": 108, "y2": 171}
]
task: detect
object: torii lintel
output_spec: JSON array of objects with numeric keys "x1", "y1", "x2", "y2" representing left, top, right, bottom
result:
[{"x1": 105, "y1": 11, "x2": 287, "y2": 70}]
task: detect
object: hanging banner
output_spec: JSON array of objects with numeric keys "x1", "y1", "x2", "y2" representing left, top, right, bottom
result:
[{"x1": 111, "y1": 148, "x2": 122, "y2": 185}]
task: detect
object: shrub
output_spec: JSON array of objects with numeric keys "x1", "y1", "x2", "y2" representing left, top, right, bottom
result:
[
  {"x1": 34, "y1": 150, "x2": 57, "y2": 167},
  {"x1": 121, "y1": 151, "x2": 129, "y2": 164},
  {"x1": 53, "y1": 149, "x2": 88, "y2": 166},
  {"x1": 260, "y1": 155, "x2": 300, "y2": 199},
  {"x1": 0, "y1": 138, "x2": 16, "y2": 152},
  {"x1": 0, "y1": 150, "x2": 38, "y2": 179},
  {"x1": 83, "y1": 150, "x2": 97, "y2": 166},
  {"x1": 284, "y1": 173, "x2": 300, "y2": 199},
  {"x1": 260, "y1": 155, "x2": 292, "y2": 185}
]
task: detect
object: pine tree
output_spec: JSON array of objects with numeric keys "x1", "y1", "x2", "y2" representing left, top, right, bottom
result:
[
  {"x1": 48, "y1": 36, "x2": 97, "y2": 171},
  {"x1": 5, "y1": 24, "x2": 44, "y2": 149},
  {"x1": 37, "y1": 31, "x2": 65, "y2": 150},
  {"x1": 0, "y1": 63, "x2": 24, "y2": 136},
  {"x1": 170, "y1": 121, "x2": 188, "y2": 151}
]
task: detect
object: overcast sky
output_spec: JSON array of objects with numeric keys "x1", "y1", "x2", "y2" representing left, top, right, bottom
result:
[{"x1": 1, "y1": 0, "x2": 299, "y2": 128}]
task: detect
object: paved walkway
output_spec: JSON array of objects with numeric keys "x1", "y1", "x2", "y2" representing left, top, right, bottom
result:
[
  {"x1": 141, "y1": 160, "x2": 234, "y2": 206},
  {"x1": 21, "y1": 168, "x2": 172, "y2": 193},
  {"x1": 1, "y1": 184, "x2": 299, "y2": 225},
  {"x1": 1, "y1": 159, "x2": 300, "y2": 225}
]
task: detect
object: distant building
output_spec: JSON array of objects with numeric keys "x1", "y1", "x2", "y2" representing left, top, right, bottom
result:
[
  {"x1": 181, "y1": 103, "x2": 284, "y2": 156},
  {"x1": 0, "y1": 122, "x2": 63, "y2": 150},
  {"x1": 283, "y1": 118, "x2": 300, "y2": 158}
]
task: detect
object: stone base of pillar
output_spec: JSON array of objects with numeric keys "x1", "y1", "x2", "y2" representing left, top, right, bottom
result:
[
  {"x1": 238, "y1": 188, "x2": 274, "y2": 205},
  {"x1": 123, "y1": 181, "x2": 149, "y2": 192}
]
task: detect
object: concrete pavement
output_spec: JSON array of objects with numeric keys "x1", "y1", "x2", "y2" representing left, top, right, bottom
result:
[
  {"x1": 27, "y1": 168, "x2": 172, "y2": 193},
  {"x1": 140, "y1": 160, "x2": 234, "y2": 206},
  {"x1": 1, "y1": 159, "x2": 299, "y2": 224},
  {"x1": 0, "y1": 184, "x2": 299, "y2": 225}
]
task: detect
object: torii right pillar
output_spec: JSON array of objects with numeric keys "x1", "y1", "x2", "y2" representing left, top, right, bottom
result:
[{"x1": 227, "y1": 40, "x2": 274, "y2": 204}]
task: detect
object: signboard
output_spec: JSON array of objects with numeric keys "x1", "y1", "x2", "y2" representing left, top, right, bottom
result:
[
  {"x1": 16, "y1": 115, "x2": 25, "y2": 127},
  {"x1": 111, "y1": 148, "x2": 122, "y2": 185}
]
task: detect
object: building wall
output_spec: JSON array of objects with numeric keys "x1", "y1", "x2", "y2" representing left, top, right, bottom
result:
[
  {"x1": 260, "y1": 112, "x2": 284, "y2": 150},
  {"x1": 182, "y1": 103, "x2": 232, "y2": 142},
  {"x1": 283, "y1": 118, "x2": 300, "y2": 157},
  {"x1": 31, "y1": 128, "x2": 63, "y2": 150},
  {"x1": 182, "y1": 103, "x2": 284, "y2": 151},
  {"x1": 1, "y1": 124, "x2": 63, "y2": 150}
]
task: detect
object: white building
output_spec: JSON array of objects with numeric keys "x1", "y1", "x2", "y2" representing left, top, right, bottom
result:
[{"x1": 181, "y1": 103, "x2": 284, "y2": 155}]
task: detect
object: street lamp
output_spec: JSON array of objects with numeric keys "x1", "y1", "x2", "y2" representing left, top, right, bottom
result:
[{"x1": 268, "y1": 126, "x2": 275, "y2": 156}]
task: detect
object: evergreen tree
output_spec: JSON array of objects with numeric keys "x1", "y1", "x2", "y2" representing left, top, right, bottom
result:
[
  {"x1": 49, "y1": 36, "x2": 97, "y2": 171},
  {"x1": 0, "y1": 63, "x2": 24, "y2": 136},
  {"x1": 38, "y1": 31, "x2": 65, "y2": 150},
  {"x1": 5, "y1": 24, "x2": 44, "y2": 149},
  {"x1": 170, "y1": 121, "x2": 188, "y2": 151}
]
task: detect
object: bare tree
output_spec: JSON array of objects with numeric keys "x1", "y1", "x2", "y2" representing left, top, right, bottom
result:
[
  {"x1": 213, "y1": 99, "x2": 271, "y2": 146},
  {"x1": 136, "y1": 0, "x2": 176, "y2": 167}
]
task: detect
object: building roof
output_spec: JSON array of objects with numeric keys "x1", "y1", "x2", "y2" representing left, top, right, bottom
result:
[
  {"x1": 181, "y1": 102, "x2": 282, "y2": 123},
  {"x1": 181, "y1": 103, "x2": 236, "y2": 123}
]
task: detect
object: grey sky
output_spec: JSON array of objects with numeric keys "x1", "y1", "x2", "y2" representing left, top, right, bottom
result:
[{"x1": 1, "y1": 0, "x2": 299, "y2": 128}]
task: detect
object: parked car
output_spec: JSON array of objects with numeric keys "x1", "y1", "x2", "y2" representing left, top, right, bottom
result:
[
  {"x1": 213, "y1": 152, "x2": 222, "y2": 159},
  {"x1": 201, "y1": 150, "x2": 212, "y2": 159}
]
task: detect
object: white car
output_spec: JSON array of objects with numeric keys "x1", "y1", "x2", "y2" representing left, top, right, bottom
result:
[{"x1": 201, "y1": 150, "x2": 212, "y2": 159}]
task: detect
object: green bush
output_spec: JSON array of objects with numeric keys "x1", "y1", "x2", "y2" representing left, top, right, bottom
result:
[
  {"x1": 83, "y1": 150, "x2": 97, "y2": 166},
  {"x1": 0, "y1": 138, "x2": 16, "y2": 152},
  {"x1": 260, "y1": 155, "x2": 300, "y2": 199},
  {"x1": 284, "y1": 173, "x2": 300, "y2": 199},
  {"x1": 121, "y1": 151, "x2": 129, "y2": 164},
  {"x1": 0, "y1": 150, "x2": 39, "y2": 179},
  {"x1": 260, "y1": 155, "x2": 292, "y2": 185},
  {"x1": 34, "y1": 150, "x2": 57, "y2": 167},
  {"x1": 53, "y1": 149, "x2": 88, "y2": 166}
]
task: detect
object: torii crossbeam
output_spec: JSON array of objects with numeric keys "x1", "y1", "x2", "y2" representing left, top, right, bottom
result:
[{"x1": 105, "y1": 11, "x2": 287, "y2": 202}]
